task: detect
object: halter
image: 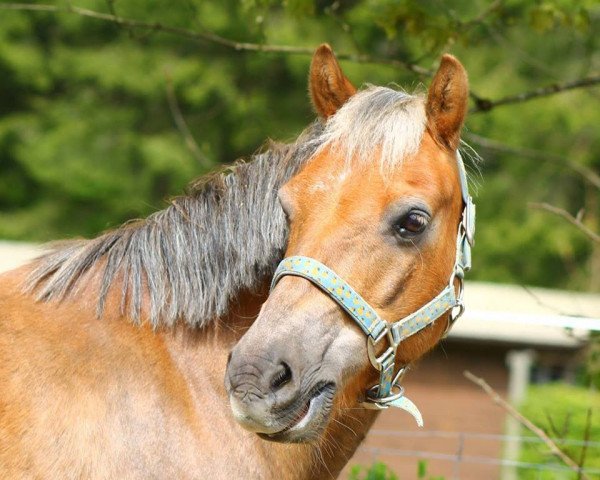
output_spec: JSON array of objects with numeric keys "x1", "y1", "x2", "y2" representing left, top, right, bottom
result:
[{"x1": 270, "y1": 152, "x2": 475, "y2": 427}]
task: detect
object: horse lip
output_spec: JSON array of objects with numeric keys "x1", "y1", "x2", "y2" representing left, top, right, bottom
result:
[{"x1": 259, "y1": 382, "x2": 336, "y2": 443}]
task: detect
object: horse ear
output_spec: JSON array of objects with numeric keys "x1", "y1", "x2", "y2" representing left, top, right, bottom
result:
[
  {"x1": 309, "y1": 44, "x2": 356, "y2": 119},
  {"x1": 426, "y1": 54, "x2": 469, "y2": 151}
]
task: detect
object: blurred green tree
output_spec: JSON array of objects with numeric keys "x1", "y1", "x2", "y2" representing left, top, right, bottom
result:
[
  {"x1": 0, "y1": 0, "x2": 598, "y2": 291},
  {"x1": 519, "y1": 383, "x2": 600, "y2": 479}
]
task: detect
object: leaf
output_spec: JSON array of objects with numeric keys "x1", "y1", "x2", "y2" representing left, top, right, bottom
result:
[
  {"x1": 417, "y1": 459, "x2": 427, "y2": 478},
  {"x1": 529, "y1": 5, "x2": 557, "y2": 32}
]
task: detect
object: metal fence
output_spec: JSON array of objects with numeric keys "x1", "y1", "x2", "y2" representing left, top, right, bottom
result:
[{"x1": 358, "y1": 429, "x2": 600, "y2": 479}]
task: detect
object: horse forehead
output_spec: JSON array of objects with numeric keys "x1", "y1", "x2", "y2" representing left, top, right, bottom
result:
[
  {"x1": 365, "y1": 135, "x2": 459, "y2": 202},
  {"x1": 397, "y1": 153, "x2": 457, "y2": 200},
  {"x1": 292, "y1": 146, "x2": 457, "y2": 208},
  {"x1": 411, "y1": 135, "x2": 460, "y2": 198}
]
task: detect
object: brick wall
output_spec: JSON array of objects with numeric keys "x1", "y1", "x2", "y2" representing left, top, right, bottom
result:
[{"x1": 343, "y1": 342, "x2": 510, "y2": 479}]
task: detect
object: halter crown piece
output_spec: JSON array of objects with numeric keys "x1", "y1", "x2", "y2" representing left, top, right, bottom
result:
[{"x1": 270, "y1": 152, "x2": 475, "y2": 427}]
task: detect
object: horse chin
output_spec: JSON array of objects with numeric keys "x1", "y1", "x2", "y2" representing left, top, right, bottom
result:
[{"x1": 257, "y1": 382, "x2": 336, "y2": 444}]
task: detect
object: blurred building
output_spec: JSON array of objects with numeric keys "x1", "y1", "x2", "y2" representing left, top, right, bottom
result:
[
  {"x1": 0, "y1": 241, "x2": 40, "y2": 272},
  {"x1": 348, "y1": 282, "x2": 600, "y2": 479}
]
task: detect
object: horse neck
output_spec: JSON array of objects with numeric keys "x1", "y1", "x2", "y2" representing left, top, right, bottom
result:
[
  {"x1": 160, "y1": 285, "x2": 379, "y2": 480},
  {"x1": 247, "y1": 410, "x2": 379, "y2": 480},
  {"x1": 30, "y1": 248, "x2": 378, "y2": 478}
]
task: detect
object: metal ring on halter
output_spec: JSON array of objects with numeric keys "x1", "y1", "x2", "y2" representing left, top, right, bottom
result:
[
  {"x1": 367, "y1": 340, "x2": 390, "y2": 371},
  {"x1": 366, "y1": 326, "x2": 398, "y2": 371},
  {"x1": 393, "y1": 366, "x2": 408, "y2": 385},
  {"x1": 463, "y1": 199, "x2": 476, "y2": 247},
  {"x1": 451, "y1": 302, "x2": 465, "y2": 322},
  {"x1": 449, "y1": 262, "x2": 465, "y2": 302},
  {"x1": 365, "y1": 383, "x2": 405, "y2": 405},
  {"x1": 455, "y1": 276, "x2": 465, "y2": 305},
  {"x1": 445, "y1": 267, "x2": 465, "y2": 336}
]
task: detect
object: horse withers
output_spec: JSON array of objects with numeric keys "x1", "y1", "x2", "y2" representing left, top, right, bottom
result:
[{"x1": 0, "y1": 45, "x2": 472, "y2": 479}]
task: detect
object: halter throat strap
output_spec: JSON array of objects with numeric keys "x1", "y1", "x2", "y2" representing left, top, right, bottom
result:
[{"x1": 270, "y1": 152, "x2": 475, "y2": 426}]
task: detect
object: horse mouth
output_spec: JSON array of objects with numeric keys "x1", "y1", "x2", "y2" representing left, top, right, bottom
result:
[{"x1": 259, "y1": 382, "x2": 336, "y2": 443}]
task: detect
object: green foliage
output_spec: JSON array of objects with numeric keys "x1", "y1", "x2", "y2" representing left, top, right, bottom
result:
[
  {"x1": 0, "y1": 1, "x2": 598, "y2": 292},
  {"x1": 584, "y1": 334, "x2": 600, "y2": 389},
  {"x1": 528, "y1": 3, "x2": 591, "y2": 32},
  {"x1": 349, "y1": 461, "x2": 398, "y2": 480},
  {"x1": 348, "y1": 460, "x2": 446, "y2": 479},
  {"x1": 417, "y1": 460, "x2": 445, "y2": 480},
  {"x1": 518, "y1": 383, "x2": 600, "y2": 479}
]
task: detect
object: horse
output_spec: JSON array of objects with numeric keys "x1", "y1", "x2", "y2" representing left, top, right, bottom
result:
[{"x1": 0, "y1": 44, "x2": 474, "y2": 479}]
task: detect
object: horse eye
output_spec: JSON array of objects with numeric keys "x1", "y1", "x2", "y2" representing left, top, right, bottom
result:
[{"x1": 393, "y1": 211, "x2": 429, "y2": 238}]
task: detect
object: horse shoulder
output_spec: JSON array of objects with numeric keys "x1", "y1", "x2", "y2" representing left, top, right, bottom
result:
[{"x1": 0, "y1": 265, "x2": 215, "y2": 478}]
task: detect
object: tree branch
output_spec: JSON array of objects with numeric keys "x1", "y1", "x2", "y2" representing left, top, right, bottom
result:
[
  {"x1": 465, "y1": 132, "x2": 600, "y2": 190},
  {"x1": 460, "y1": 0, "x2": 504, "y2": 29},
  {"x1": 470, "y1": 75, "x2": 600, "y2": 113},
  {"x1": 519, "y1": 284, "x2": 575, "y2": 318},
  {"x1": 0, "y1": 2, "x2": 430, "y2": 75},
  {"x1": 463, "y1": 370, "x2": 591, "y2": 480},
  {"x1": 529, "y1": 202, "x2": 600, "y2": 244},
  {"x1": 3, "y1": 3, "x2": 600, "y2": 112},
  {"x1": 577, "y1": 408, "x2": 593, "y2": 480},
  {"x1": 164, "y1": 72, "x2": 209, "y2": 168}
]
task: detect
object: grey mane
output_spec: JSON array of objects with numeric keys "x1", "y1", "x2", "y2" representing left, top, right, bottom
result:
[
  {"x1": 26, "y1": 123, "x2": 324, "y2": 328},
  {"x1": 26, "y1": 86, "x2": 474, "y2": 328}
]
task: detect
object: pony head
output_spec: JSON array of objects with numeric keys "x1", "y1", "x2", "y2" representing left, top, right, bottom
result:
[{"x1": 225, "y1": 45, "x2": 469, "y2": 443}]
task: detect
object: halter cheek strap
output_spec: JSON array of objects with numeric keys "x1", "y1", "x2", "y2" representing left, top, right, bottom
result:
[{"x1": 270, "y1": 152, "x2": 475, "y2": 427}]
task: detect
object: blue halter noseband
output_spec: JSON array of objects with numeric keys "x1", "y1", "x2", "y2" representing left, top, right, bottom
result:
[{"x1": 270, "y1": 152, "x2": 475, "y2": 426}]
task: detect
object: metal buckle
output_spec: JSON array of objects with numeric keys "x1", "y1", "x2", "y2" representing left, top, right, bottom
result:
[
  {"x1": 363, "y1": 380, "x2": 406, "y2": 408},
  {"x1": 445, "y1": 264, "x2": 465, "y2": 337},
  {"x1": 366, "y1": 325, "x2": 401, "y2": 371},
  {"x1": 451, "y1": 301, "x2": 465, "y2": 323},
  {"x1": 392, "y1": 365, "x2": 408, "y2": 385},
  {"x1": 367, "y1": 336, "x2": 389, "y2": 371},
  {"x1": 366, "y1": 383, "x2": 404, "y2": 404},
  {"x1": 449, "y1": 262, "x2": 465, "y2": 297},
  {"x1": 462, "y1": 198, "x2": 476, "y2": 247}
]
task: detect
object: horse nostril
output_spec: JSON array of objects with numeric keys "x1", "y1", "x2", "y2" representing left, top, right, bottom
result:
[
  {"x1": 227, "y1": 351, "x2": 233, "y2": 366},
  {"x1": 270, "y1": 361, "x2": 292, "y2": 391}
]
